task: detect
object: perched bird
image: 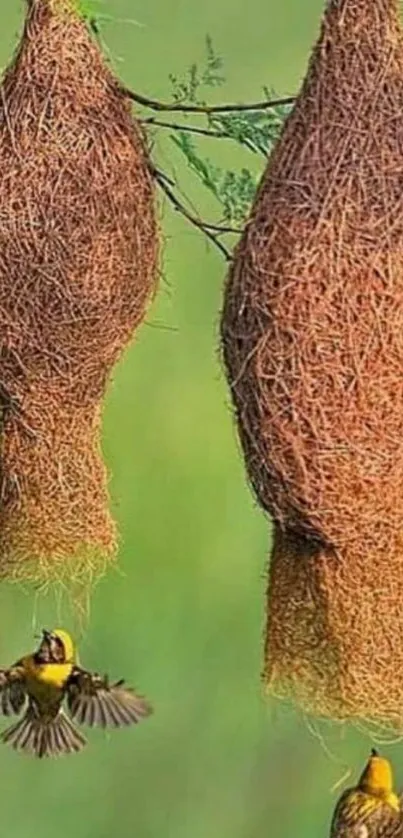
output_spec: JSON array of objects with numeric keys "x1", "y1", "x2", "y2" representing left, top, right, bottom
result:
[
  {"x1": 330, "y1": 748, "x2": 402, "y2": 837},
  {"x1": 0, "y1": 628, "x2": 152, "y2": 758}
]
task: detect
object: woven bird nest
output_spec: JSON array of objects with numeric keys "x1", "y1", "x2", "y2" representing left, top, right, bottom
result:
[
  {"x1": 0, "y1": 0, "x2": 158, "y2": 585},
  {"x1": 221, "y1": 0, "x2": 403, "y2": 728}
]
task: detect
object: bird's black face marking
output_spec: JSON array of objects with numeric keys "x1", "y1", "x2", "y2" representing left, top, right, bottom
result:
[{"x1": 34, "y1": 630, "x2": 67, "y2": 664}]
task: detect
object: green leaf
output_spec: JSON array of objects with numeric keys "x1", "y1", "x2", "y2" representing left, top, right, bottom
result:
[
  {"x1": 163, "y1": 40, "x2": 289, "y2": 228},
  {"x1": 170, "y1": 132, "x2": 221, "y2": 198},
  {"x1": 77, "y1": 0, "x2": 143, "y2": 33},
  {"x1": 169, "y1": 37, "x2": 225, "y2": 104}
]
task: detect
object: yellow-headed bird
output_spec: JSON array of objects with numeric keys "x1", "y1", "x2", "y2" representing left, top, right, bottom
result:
[
  {"x1": 330, "y1": 748, "x2": 402, "y2": 837},
  {"x1": 0, "y1": 628, "x2": 152, "y2": 758}
]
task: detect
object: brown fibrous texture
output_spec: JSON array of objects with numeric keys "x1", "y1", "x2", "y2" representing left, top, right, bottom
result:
[
  {"x1": 221, "y1": 0, "x2": 403, "y2": 727},
  {"x1": 0, "y1": 0, "x2": 158, "y2": 585}
]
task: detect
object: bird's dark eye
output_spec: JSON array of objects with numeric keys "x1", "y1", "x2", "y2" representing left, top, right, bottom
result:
[{"x1": 49, "y1": 636, "x2": 66, "y2": 663}]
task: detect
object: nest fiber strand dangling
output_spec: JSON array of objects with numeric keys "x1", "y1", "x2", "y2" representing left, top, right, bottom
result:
[
  {"x1": 221, "y1": 0, "x2": 403, "y2": 727},
  {"x1": 0, "y1": 0, "x2": 158, "y2": 584}
]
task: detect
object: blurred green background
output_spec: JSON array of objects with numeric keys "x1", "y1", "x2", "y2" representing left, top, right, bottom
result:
[{"x1": 0, "y1": 2, "x2": 400, "y2": 837}]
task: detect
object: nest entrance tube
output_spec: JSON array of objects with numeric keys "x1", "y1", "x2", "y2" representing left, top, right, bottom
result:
[
  {"x1": 221, "y1": 0, "x2": 403, "y2": 729},
  {"x1": 263, "y1": 528, "x2": 403, "y2": 727},
  {"x1": 0, "y1": 0, "x2": 158, "y2": 586}
]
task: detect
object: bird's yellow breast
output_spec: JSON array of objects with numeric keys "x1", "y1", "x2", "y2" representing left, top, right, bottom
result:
[{"x1": 22, "y1": 655, "x2": 73, "y2": 690}]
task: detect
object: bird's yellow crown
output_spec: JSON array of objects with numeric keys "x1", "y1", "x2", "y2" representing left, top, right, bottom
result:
[
  {"x1": 358, "y1": 749, "x2": 400, "y2": 811},
  {"x1": 51, "y1": 628, "x2": 75, "y2": 663}
]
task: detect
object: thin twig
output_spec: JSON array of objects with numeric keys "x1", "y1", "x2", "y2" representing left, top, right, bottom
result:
[
  {"x1": 151, "y1": 166, "x2": 234, "y2": 260},
  {"x1": 204, "y1": 222, "x2": 242, "y2": 234},
  {"x1": 143, "y1": 116, "x2": 267, "y2": 157},
  {"x1": 141, "y1": 117, "x2": 229, "y2": 138},
  {"x1": 155, "y1": 175, "x2": 241, "y2": 237},
  {"x1": 120, "y1": 85, "x2": 295, "y2": 114}
]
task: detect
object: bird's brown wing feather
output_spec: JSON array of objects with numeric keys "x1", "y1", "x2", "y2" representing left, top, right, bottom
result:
[
  {"x1": 0, "y1": 663, "x2": 27, "y2": 716},
  {"x1": 330, "y1": 790, "x2": 403, "y2": 838},
  {"x1": 65, "y1": 666, "x2": 152, "y2": 729}
]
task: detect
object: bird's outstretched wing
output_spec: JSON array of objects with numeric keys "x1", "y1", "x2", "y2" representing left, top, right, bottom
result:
[
  {"x1": 65, "y1": 667, "x2": 152, "y2": 729},
  {"x1": 0, "y1": 665, "x2": 27, "y2": 716}
]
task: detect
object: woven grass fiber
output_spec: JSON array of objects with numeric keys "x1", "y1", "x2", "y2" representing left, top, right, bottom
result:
[
  {"x1": 221, "y1": 0, "x2": 403, "y2": 728},
  {"x1": 0, "y1": 0, "x2": 158, "y2": 586}
]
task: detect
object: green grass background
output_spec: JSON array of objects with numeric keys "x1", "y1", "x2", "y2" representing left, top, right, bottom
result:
[{"x1": 0, "y1": 2, "x2": 401, "y2": 837}]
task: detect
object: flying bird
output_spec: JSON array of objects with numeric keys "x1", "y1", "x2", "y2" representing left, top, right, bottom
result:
[{"x1": 0, "y1": 627, "x2": 152, "y2": 758}]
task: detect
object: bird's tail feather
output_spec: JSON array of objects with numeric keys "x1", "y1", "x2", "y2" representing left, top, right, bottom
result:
[{"x1": 2, "y1": 707, "x2": 87, "y2": 758}]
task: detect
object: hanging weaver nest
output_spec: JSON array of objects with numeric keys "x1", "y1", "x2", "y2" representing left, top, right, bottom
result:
[
  {"x1": 221, "y1": 0, "x2": 403, "y2": 729},
  {"x1": 0, "y1": 0, "x2": 158, "y2": 587}
]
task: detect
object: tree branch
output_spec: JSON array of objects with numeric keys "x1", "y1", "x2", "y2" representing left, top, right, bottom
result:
[
  {"x1": 145, "y1": 116, "x2": 267, "y2": 159},
  {"x1": 151, "y1": 166, "x2": 234, "y2": 261},
  {"x1": 141, "y1": 117, "x2": 229, "y2": 138},
  {"x1": 142, "y1": 116, "x2": 266, "y2": 156},
  {"x1": 120, "y1": 85, "x2": 295, "y2": 114}
]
